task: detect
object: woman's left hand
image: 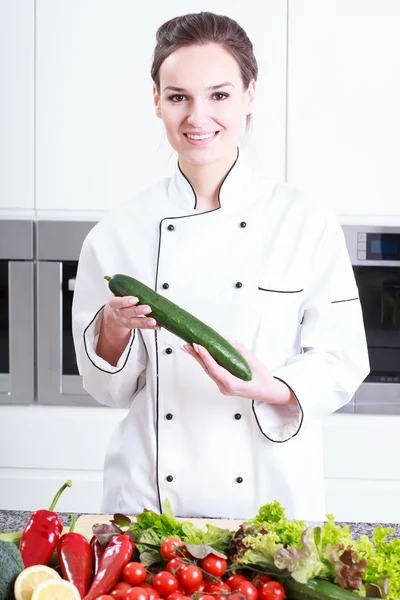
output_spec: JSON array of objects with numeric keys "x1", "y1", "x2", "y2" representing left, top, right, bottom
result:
[{"x1": 181, "y1": 340, "x2": 296, "y2": 405}]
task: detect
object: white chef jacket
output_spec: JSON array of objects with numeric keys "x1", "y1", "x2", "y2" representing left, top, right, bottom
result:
[{"x1": 72, "y1": 148, "x2": 369, "y2": 521}]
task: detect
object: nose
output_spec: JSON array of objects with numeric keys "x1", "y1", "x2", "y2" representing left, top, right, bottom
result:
[{"x1": 187, "y1": 99, "x2": 210, "y2": 128}]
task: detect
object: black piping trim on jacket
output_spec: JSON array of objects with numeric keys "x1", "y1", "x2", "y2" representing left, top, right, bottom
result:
[
  {"x1": 331, "y1": 297, "x2": 359, "y2": 304},
  {"x1": 251, "y1": 376, "x2": 304, "y2": 443},
  {"x1": 83, "y1": 304, "x2": 136, "y2": 374},
  {"x1": 258, "y1": 287, "x2": 304, "y2": 294},
  {"x1": 177, "y1": 147, "x2": 240, "y2": 210},
  {"x1": 154, "y1": 149, "x2": 242, "y2": 514}
]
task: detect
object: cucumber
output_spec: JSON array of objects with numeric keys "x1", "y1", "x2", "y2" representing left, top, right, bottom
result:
[
  {"x1": 284, "y1": 578, "x2": 372, "y2": 600},
  {"x1": 104, "y1": 274, "x2": 252, "y2": 381}
]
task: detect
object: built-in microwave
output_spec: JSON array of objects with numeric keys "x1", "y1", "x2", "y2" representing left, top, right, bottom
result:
[
  {"x1": 0, "y1": 220, "x2": 35, "y2": 405},
  {"x1": 342, "y1": 225, "x2": 400, "y2": 414}
]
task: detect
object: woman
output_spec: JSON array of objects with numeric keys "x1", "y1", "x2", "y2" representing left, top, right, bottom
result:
[{"x1": 72, "y1": 12, "x2": 369, "y2": 520}]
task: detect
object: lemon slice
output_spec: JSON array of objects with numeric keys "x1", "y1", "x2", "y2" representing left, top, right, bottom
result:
[
  {"x1": 14, "y1": 565, "x2": 61, "y2": 600},
  {"x1": 31, "y1": 579, "x2": 81, "y2": 600}
]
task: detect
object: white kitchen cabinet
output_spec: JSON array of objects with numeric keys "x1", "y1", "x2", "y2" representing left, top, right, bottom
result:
[
  {"x1": 287, "y1": 0, "x2": 400, "y2": 218},
  {"x1": 0, "y1": 0, "x2": 34, "y2": 217},
  {"x1": 35, "y1": 0, "x2": 286, "y2": 217}
]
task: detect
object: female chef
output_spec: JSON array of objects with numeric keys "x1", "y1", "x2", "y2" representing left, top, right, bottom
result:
[{"x1": 72, "y1": 12, "x2": 369, "y2": 520}]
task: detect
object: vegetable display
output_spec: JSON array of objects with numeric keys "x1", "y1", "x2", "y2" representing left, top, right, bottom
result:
[
  {"x1": 104, "y1": 274, "x2": 253, "y2": 381},
  {"x1": 1, "y1": 485, "x2": 399, "y2": 600}
]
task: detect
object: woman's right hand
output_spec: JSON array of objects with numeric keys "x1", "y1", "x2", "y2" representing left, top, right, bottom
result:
[{"x1": 103, "y1": 295, "x2": 161, "y2": 332}]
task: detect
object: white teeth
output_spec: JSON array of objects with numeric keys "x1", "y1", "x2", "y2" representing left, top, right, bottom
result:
[{"x1": 186, "y1": 132, "x2": 216, "y2": 140}]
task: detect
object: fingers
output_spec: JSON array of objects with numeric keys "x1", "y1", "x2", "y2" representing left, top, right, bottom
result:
[{"x1": 107, "y1": 296, "x2": 161, "y2": 330}]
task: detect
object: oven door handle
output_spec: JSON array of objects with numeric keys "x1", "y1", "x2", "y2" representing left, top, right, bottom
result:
[{"x1": 0, "y1": 261, "x2": 35, "y2": 405}]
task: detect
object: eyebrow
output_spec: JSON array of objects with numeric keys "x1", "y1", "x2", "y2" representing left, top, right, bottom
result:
[{"x1": 163, "y1": 82, "x2": 234, "y2": 93}]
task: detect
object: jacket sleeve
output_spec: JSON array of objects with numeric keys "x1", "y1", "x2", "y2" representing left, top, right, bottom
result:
[
  {"x1": 252, "y1": 212, "x2": 370, "y2": 442},
  {"x1": 72, "y1": 233, "x2": 147, "y2": 408}
]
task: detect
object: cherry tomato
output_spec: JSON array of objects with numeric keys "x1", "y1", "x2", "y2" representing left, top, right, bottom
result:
[
  {"x1": 147, "y1": 589, "x2": 161, "y2": 600},
  {"x1": 202, "y1": 554, "x2": 227, "y2": 578},
  {"x1": 123, "y1": 562, "x2": 148, "y2": 586},
  {"x1": 225, "y1": 575, "x2": 247, "y2": 591},
  {"x1": 96, "y1": 597, "x2": 114, "y2": 600},
  {"x1": 178, "y1": 565, "x2": 203, "y2": 590},
  {"x1": 166, "y1": 558, "x2": 186, "y2": 576},
  {"x1": 184, "y1": 581, "x2": 206, "y2": 595},
  {"x1": 114, "y1": 582, "x2": 134, "y2": 591},
  {"x1": 258, "y1": 581, "x2": 285, "y2": 600},
  {"x1": 152, "y1": 571, "x2": 180, "y2": 597},
  {"x1": 166, "y1": 593, "x2": 186, "y2": 600},
  {"x1": 236, "y1": 580, "x2": 259, "y2": 600},
  {"x1": 160, "y1": 537, "x2": 185, "y2": 560},
  {"x1": 207, "y1": 583, "x2": 231, "y2": 594},
  {"x1": 229, "y1": 594, "x2": 245, "y2": 600},
  {"x1": 252, "y1": 576, "x2": 271, "y2": 589},
  {"x1": 110, "y1": 591, "x2": 129, "y2": 600},
  {"x1": 125, "y1": 589, "x2": 151, "y2": 600}
]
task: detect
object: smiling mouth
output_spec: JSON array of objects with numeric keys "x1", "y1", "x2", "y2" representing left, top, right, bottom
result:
[{"x1": 184, "y1": 131, "x2": 219, "y2": 141}]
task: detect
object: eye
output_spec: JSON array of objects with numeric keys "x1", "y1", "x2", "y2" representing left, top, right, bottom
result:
[
  {"x1": 168, "y1": 94, "x2": 187, "y2": 102},
  {"x1": 212, "y1": 92, "x2": 229, "y2": 101}
]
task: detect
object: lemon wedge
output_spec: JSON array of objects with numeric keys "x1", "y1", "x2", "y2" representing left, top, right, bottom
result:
[
  {"x1": 14, "y1": 565, "x2": 61, "y2": 600},
  {"x1": 31, "y1": 579, "x2": 81, "y2": 600}
]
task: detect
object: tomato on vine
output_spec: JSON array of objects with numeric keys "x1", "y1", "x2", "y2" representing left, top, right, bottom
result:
[
  {"x1": 152, "y1": 571, "x2": 180, "y2": 597},
  {"x1": 258, "y1": 581, "x2": 285, "y2": 600},
  {"x1": 236, "y1": 579, "x2": 259, "y2": 600},
  {"x1": 160, "y1": 538, "x2": 185, "y2": 560},
  {"x1": 122, "y1": 562, "x2": 148, "y2": 586},
  {"x1": 225, "y1": 574, "x2": 247, "y2": 591},
  {"x1": 252, "y1": 575, "x2": 271, "y2": 589},
  {"x1": 202, "y1": 554, "x2": 227, "y2": 578},
  {"x1": 178, "y1": 565, "x2": 203, "y2": 590}
]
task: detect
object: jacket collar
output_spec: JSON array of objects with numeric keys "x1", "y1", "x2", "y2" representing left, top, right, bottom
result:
[{"x1": 168, "y1": 147, "x2": 255, "y2": 214}]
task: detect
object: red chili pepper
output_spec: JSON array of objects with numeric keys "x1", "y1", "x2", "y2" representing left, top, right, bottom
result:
[
  {"x1": 83, "y1": 534, "x2": 134, "y2": 600},
  {"x1": 57, "y1": 513, "x2": 92, "y2": 598},
  {"x1": 90, "y1": 534, "x2": 105, "y2": 576},
  {"x1": 19, "y1": 480, "x2": 72, "y2": 567}
]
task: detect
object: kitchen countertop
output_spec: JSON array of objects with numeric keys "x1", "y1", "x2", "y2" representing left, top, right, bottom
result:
[{"x1": 1, "y1": 510, "x2": 400, "y2": 540}]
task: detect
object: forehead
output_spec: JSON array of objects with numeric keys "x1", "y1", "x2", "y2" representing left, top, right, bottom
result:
[{"x1": 159, "y1": 43, "x2": 242, "y2": 89}]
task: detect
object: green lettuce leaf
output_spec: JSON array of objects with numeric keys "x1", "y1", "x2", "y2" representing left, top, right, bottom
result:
[
  {"x1": 354, "y1": 527, "x2": 400, "y2": 600},
  {"x1": 246, "y1": 501, "x2": 306, "y2": 548},
  {"x1": 274, "y1": 526, "x2": 330, "y2": 583}
]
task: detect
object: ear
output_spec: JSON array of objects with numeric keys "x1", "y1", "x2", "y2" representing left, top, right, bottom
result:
[
  {"x1": 153, "y1": 84, "x2": 162, "y2": 119},
  {"x1": 244, "y1": 79, "x2": 256, "y2": 116}
]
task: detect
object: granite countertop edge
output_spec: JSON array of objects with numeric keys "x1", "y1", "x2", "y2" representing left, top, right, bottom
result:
[{"x1": 1, "y1": 510, "x2": 399, "y2": 539}]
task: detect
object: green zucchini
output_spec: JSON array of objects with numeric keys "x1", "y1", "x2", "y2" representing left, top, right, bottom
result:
[
  {"x1": 284, "y1": 578, "x2": 373, "y2": 600},
  {"x1": 104, "y1": 274, "x2": 252, "y2": 381}
]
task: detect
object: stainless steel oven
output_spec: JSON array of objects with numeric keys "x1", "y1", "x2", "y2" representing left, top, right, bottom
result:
[
  {"x1": 343, "y1": 224, "x2": 400, "y2": 414},
  {"x1": 0, "y1": 220, "x2": 35, "y2": 405},
  {"x1": 36, "y1": 220, "x2": 98, "y2": 406}
]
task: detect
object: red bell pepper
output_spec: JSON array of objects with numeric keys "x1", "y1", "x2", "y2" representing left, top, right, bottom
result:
[
  {"x1": 83, "y1": 534, "x2": 134, "y2": 600},
  {"x1": 57, "y1": 513, "x2": 92, "y2": 598},
  {"x1": 19, "y1": 480, "x2": 72, "y2": 567},
  {"x1": 90, "y1": 534, "x2": 105, "y2": 575}
]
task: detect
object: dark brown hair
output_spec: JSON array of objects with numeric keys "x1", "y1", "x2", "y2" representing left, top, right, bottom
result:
[{"x1": 151, "y1": 12, "x2": 258, "y2": 131}]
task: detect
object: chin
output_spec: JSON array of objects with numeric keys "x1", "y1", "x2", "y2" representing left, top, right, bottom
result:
[{"x1": 178, "y1": 145, "x2": 228, "y2": 168}]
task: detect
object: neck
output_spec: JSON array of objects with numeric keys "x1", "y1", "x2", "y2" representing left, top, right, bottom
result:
[{"x1": 178, "y1": 148, "x2": 238, "y2": 211}]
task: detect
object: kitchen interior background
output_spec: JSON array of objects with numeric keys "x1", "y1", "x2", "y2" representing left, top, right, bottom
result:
[{"x1": 1, "y1": 0, "x2": 400, "y2": 521}]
